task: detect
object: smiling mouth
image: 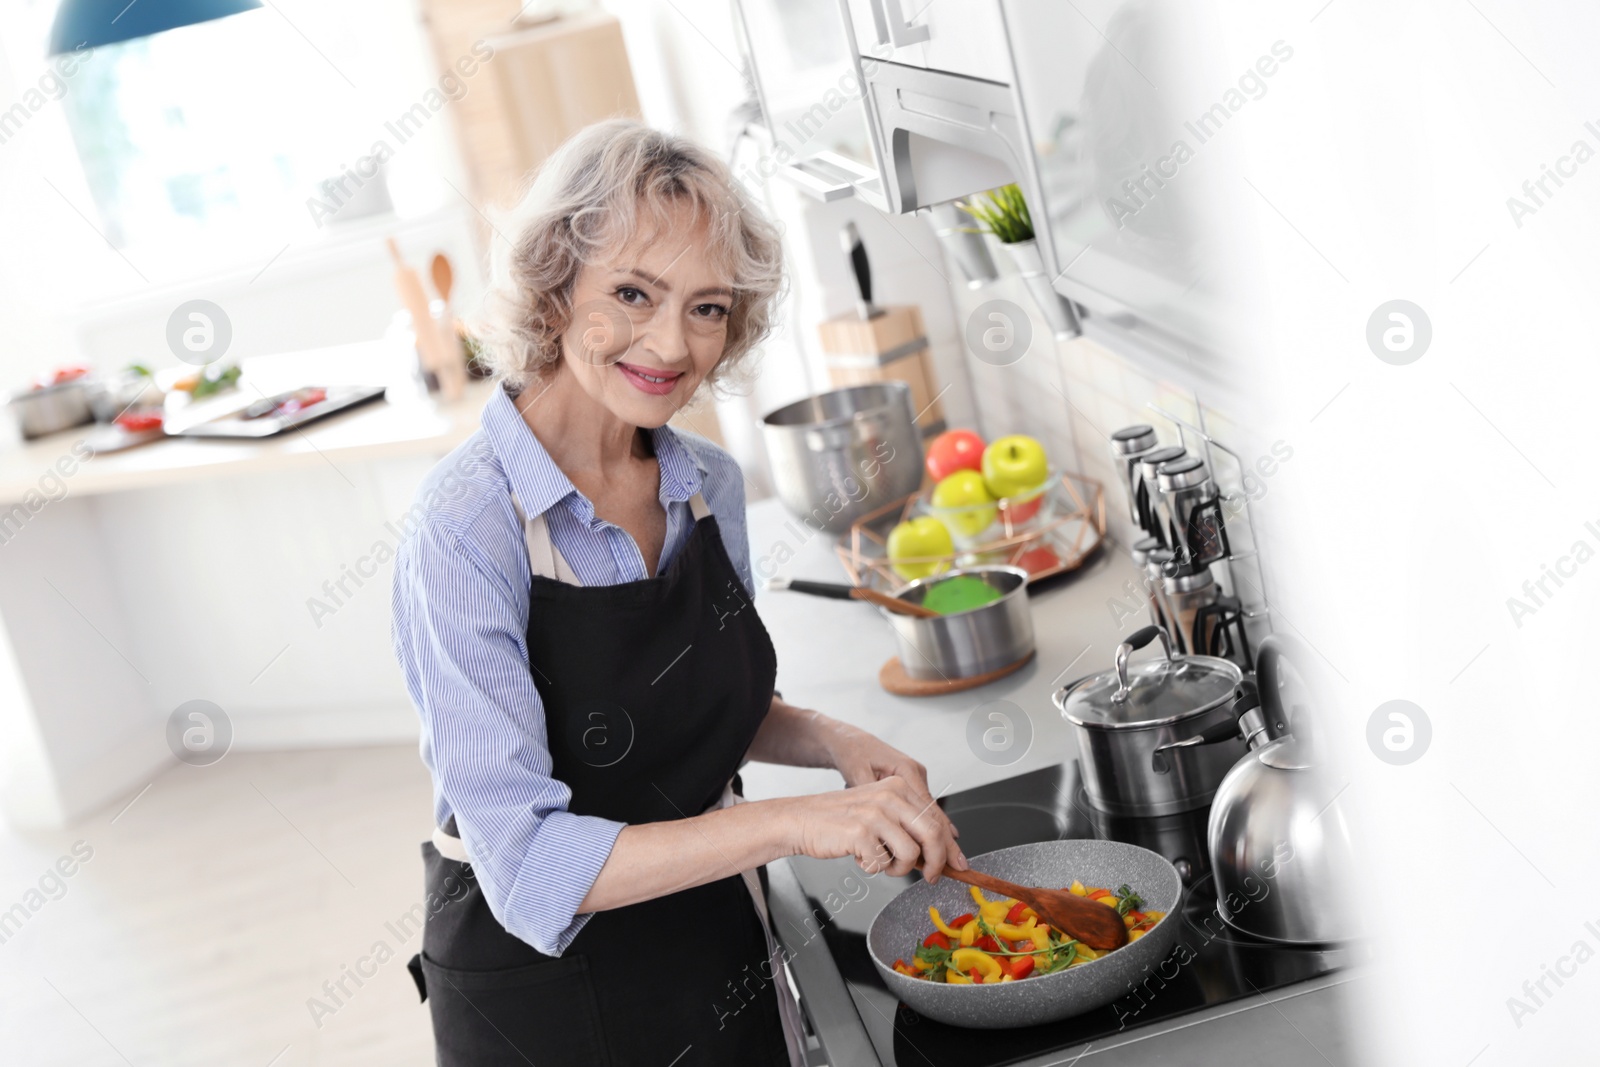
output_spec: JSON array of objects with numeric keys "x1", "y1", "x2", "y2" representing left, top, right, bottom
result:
[{"x1": 617, "y1": 362, "x2": 684, "y2": 395}]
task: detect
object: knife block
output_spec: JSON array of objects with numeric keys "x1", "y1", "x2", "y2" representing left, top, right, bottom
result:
[{"x1": 817, "y1": 306, "x2": 945, "y2": 436}]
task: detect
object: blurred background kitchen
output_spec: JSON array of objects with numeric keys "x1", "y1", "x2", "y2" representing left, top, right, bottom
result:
[{"x1": 3, "y1": 0, "x2": 1597, "y2": 1064}]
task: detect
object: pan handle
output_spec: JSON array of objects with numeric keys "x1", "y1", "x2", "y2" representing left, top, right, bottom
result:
[
  {"x1": 1150, "y1": 685, "x2": 1261, "y2": 774},
  {"x1": 775, "y1": 578, "x2": 860, "y2": 600},
  {"x1": 1112, "y1": 624, "x2": 1172, "y2": 702}
]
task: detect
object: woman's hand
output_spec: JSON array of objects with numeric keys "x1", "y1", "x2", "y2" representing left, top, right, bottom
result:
[
  {"x1": 784, "y1": 776, "x2": 967, "y2": 881},
  {"x1": 827, "y1": 724, "x2": 935, "y2": 796}
]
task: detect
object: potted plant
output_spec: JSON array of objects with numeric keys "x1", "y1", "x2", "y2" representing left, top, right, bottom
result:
[{"x1": 960, "y1": 184, "x2": 1079, "y2": 338}]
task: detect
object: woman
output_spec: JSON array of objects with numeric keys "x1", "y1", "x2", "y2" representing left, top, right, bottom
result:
[{"x1": 392, "y1": 120, "x2": 965, "y2": 1067}]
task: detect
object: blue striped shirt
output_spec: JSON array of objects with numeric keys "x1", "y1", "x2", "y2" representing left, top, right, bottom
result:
[{"x1": 391, "y1": 384, "x2": 755, "y2": 956}]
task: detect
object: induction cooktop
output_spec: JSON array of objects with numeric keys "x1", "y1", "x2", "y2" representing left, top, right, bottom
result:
[{"x1": 769, "y1": 763, "x2": 1363, "y2": 1067}]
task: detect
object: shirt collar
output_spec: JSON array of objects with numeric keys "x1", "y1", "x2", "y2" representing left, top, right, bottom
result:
[{"x1": 482, "y1": 384, "x2": 706, "y2": 521}]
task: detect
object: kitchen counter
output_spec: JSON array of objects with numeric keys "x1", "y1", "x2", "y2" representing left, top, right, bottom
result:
[
  {"x1": 740, "y1": 498, "x2": 1364, "y2": 1066},
  {"x1": 0, "y1": 366, "x2": 495, "y2": 505}
]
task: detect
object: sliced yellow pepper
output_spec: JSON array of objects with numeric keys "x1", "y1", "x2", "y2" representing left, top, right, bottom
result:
[
  {"x1": 959, "y1": 919, "x2": 980, "y2": 947},
  {"x1": 979, "y1": 900, "x2": 1011, "y2": 924},
  {"x1": 950, "y1": 948, "x2": 1003, "y2": 981},
  {"x1": 995, "y1": 918, "x2": 1036, "y2": 942},
  {"x1": 968, "y1": 886, "x2": 989, "y2": 909},
  {"x1": 928, "y1": 906, "x2": 962, "y2": 939},
  {"x1": 1129, "y1": 929, "x2": 1146, "y2": 941},
  {"x1": 1069, "y1": 880, "x2": 1087, "y2": 897},
  {"x1": 1000, "y1": 974, "x2": 1015, "y2": 982},
  {"x1": 1075, "y1": 944, "x2": 1100, "y2": 962},
  {"x1": 946, "y1": 969, "x2": 973, "y2": 984}
]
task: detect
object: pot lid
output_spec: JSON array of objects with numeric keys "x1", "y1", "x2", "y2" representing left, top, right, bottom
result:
[{"x1": 1059, "y1": 631, "x2": 1242, "y2": 728}]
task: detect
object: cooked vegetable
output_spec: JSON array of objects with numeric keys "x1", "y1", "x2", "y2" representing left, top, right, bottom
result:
[{"x1": 902, "y1": 880, "x2": 1164, "y2": 984}]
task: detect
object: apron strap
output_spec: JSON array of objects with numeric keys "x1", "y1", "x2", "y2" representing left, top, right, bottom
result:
[
  {"x1": 511, "y1": 495, "x2": 583, "y2": 585},
  {"x1": 513, "y1": 492, "x2": 712, "y2": 584},
  {"x1": 714, "y1": 781, "x2": 808, "y2": 1067}
]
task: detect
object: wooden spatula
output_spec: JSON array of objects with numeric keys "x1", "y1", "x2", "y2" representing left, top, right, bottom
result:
[{"x1": 939, "y1": 866, "x2": 1129, "y2": 951}]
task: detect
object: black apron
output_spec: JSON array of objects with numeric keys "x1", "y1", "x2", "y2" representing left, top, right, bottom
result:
[{"x1": 407, "y1": 499, "x2": 792, "y2": 1067}]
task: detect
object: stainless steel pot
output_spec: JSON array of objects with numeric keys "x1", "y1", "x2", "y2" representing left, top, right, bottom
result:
[
  {"x1": 760, "y1": 383, "x2": 923, "y2": 534},
  {"x1": 10, "y1": 379, "x2": 93, "y2": 439},
  {"x1": 1054, "y1": 624, "x2": 1248, "y2": 816},
  {"x1": 885, "y1": 566, "x2": 1033, "y2": 681}
]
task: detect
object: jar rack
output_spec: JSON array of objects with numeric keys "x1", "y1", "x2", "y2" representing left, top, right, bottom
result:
[{"x1": 1143, "y1": 404, "x2": 1275, "y2": 664}]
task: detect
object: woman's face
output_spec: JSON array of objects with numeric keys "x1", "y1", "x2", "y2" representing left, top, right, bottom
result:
[{"x1": 556, "y1": 199, "x2": 734, "y2": 429}]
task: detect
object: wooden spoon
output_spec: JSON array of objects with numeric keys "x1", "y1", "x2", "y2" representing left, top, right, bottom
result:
[
  {"x1": 939, "y1": 866, "x2": 1129, "y2": 951},
  {"x1": 851, "y1": 587, "x2": 941, "y2": 619},
  {"x1": 430, "y1": 253, "x2": 454, "y2": 303}
]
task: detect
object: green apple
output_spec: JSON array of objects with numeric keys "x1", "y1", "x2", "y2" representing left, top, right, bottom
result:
[
  {"x1": 982, "y1": 434, "x2": 1050, "y2": 500},
  {"x1": 886, "y1": 516, "x2": 954, "y2": 579},
  {"x1": 931, "y1": 470, "x2": 997, "y2": 539}
]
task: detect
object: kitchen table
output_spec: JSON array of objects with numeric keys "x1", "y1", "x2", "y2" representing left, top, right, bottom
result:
[{"x1": 739, "y1": 498, "x2": 1367, "y2": 1066}]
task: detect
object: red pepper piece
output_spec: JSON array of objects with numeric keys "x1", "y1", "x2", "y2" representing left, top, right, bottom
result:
[
  {"x1": 1005, "y1": 901, "x2": 1028, "y2": 924},
  {"x1": 922, "y1": 931, "x2": 952, "y2": 950},
  {"x1": 1007, "y1": 955, "x2": 1036, "y2": 980}
]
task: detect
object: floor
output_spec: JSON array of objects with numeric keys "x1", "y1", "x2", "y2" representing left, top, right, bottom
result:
[{"x1": 0, "y1": 745, "x2": 438, "y2": 1066}]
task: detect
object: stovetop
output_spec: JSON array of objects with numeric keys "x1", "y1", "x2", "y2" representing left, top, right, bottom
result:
[{"x1": 771, "y1": 763, "x2": 1361, "y2": 1067}]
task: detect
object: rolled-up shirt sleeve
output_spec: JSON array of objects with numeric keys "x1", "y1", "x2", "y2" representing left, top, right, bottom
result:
[{"x1": 393, "y1": 518, "x2": 625, "y2": 956}]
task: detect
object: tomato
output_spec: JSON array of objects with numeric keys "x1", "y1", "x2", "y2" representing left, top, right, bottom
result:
[
  {"x1": 1007, "y1": 955, "x2": 1036, "y2": 980},
  {"x1": 115, "y1": 411, "x2": 163, "y2": 433},
  {"x1": 1014, "y1": 940, "x2": 1034, "y2": 953},
  {"x1": 1005, "y1": 901, "x2": 1028, "y2": 924},
  {"x1": 1017, "y1": 545, "x2": 1061, "y2": 575},
  {"x1": 922, "y1": 931, "x2": 952, "y2": 950}
]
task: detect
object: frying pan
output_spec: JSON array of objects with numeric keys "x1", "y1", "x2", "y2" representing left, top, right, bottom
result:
[{"x1": 867, "y1": 840, "x2": 1182, "y2": 1028}]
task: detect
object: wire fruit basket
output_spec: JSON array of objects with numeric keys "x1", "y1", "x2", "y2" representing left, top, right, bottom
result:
[{"x1": 835, "y1": 471, "x2": 1107, "y2": 591}]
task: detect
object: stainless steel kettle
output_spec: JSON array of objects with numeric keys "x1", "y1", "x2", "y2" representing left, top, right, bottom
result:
[{"x1": 1203, "y1": 634, "x2": 1354, "y2": 944}]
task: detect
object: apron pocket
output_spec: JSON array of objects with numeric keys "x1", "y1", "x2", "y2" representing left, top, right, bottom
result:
[{"x1": 420, "y1": 950, "x2": 610, "y2": 1067}]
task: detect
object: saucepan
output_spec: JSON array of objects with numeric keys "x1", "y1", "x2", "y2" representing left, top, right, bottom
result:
[
  {"x1": 1054, "y1": 625, "x2": 1253, "y2": 817},
  {"x1": 867, "y1": 840, "x2": 1181, "y2": 1028},
  {"x1": 760, "y1": 382, "x2": 923, "y2": 534},
  {"x1": 769, "y1": 566, "x2": 1034, "y2": 681}
]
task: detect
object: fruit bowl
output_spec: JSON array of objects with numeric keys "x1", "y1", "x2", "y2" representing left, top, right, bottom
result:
[
  {"x1": 925, "y1": 472, "x2": 1056, "y2": 549},
  {"x1": 836, "y1": 471, "x2": 1107, "y2": 592}
]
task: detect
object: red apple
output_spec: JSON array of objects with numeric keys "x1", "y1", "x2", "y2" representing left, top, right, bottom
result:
[
  {"x1": 925, "y1": 429, "x2": 986, "y2": 483},
  {"x1": 1002, "y1": 493, "x2": 1044, "y2": 524}
]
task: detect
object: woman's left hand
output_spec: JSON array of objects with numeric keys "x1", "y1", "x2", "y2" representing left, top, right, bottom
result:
[{"x1": 827, "y1": 726, "x2": 938, "y2": 806}]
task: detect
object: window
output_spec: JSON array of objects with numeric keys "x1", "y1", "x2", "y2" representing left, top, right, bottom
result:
[{"x1": 1, "y1": 0, "x2": 467, "y2": 287}]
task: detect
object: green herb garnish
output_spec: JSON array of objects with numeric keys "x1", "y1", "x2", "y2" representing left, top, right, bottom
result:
[{"x1": 1115, "y1": 884, "x2": 1145, "y2": 917}]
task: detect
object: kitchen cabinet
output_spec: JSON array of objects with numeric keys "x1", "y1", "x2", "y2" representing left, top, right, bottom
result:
[
  {"x1": 734, "y1": 0, "x2": 889, "y2": 207},
  {"x1": 736, "y1": 0, "x2": 1254, "y2": 392},
  {"x1": 840, "y1": 0, "x2": 1011, "y2": 85},
  {"x1": 999, "y1": 0, "x2": 1255, "y2": 391}
]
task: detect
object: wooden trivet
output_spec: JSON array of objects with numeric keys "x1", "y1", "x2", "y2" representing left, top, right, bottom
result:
[{"x1": 878, "y1": 650, "x2": 1035, "y2": 696}]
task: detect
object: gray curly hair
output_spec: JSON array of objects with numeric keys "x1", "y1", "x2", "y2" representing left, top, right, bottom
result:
[{"x1": 473, "y1": 119, "x2": 786, "y2": 394}]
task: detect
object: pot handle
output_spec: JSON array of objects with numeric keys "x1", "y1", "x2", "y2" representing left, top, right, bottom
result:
[
  {"x1": 1150, "y1": 685, "x2": 1261, "y2": 774},
  {"x1": 1113, "y1": 624, "x2": 1172, "y2": 702}
]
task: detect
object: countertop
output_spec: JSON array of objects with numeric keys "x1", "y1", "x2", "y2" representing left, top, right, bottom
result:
[
  {"x1": 740, "y1": 498, "x2": 1364, "y2": 1067},
  {"x1": 0, "y1": 355, "x2": 495, "y2": 505}
]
